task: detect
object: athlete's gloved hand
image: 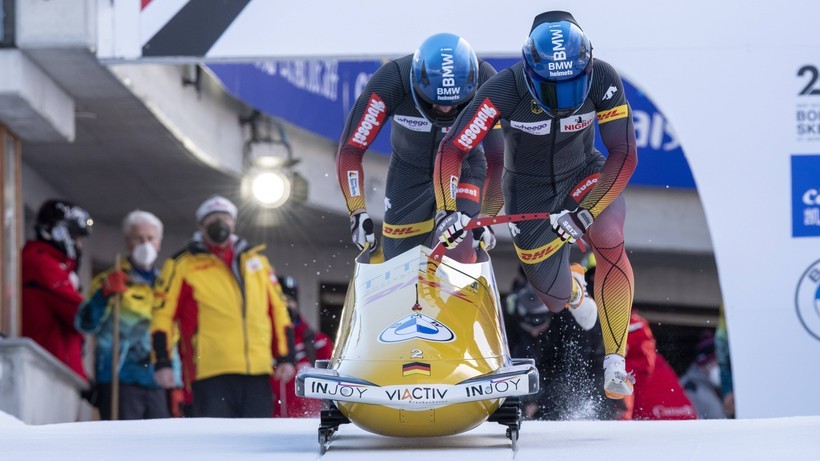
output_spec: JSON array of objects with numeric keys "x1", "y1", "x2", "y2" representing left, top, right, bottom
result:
[
  {"x1": 472, "y1": 226, "x2": 496, "y2": 251},
  {"x1": 350, "y1": 211, "x2": 378, "y2": 252},
  {"x1": 436, "y1": 211, "x2": 471, "y2": 249},
  {"x1": 550, "y1": 208, "x2": 594, "y2": 243}
]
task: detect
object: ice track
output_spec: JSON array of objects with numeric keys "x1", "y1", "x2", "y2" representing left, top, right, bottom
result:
[{"x1": 1, "y1": 414, "x2": 818, "y2": 461}]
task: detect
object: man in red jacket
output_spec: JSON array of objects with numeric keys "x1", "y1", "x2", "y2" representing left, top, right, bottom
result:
[
  {"x1": 22, "y1": 200, "x2": 94, "y2": 380},
  {"x1": 623, "y1": 311, "x2": 697, "y2": 420},
  {"x1": 272, "y1": 275, "x2": 333, "y2": 418}
]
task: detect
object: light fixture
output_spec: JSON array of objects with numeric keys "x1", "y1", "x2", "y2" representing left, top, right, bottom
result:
[
  {"x1": 250, "y1": 170, "x2": 291, "y2": 208},
  {"x1": 240, "y1": 112, "x2": 308, "y2": 211}
]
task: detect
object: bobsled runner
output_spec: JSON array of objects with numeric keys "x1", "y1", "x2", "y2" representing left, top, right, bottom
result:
[{"x1": 296, "y1": 238, "x2": 541, "y2": 453}]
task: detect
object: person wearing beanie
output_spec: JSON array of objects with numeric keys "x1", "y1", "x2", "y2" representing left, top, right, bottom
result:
[
  {"x1": 151, "y1": 196, "x2": 296, "y2": 417},
  {"x1": 680, "y1": 333, "x2": 726, "y2": 419}
]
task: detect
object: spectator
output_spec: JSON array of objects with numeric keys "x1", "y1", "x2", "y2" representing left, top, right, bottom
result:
[
  {"x1": 715, "y1": 304, "x2": 735, "y2": 418},
  {"x1": 22, "y1": 200, "x2": 93, "y2": 380},
  {"x1": 151, "y1": 196, "x2": 296, "y2": 418},
  {"x1": 76, "y1": 210, "x2": 177, "y2": 420},
  {"x1": 680, "y1": 333, "x2": 726, "y2": 419},
  {"x1": 622, "y1": 311, "x2": 696, "y2": 420},
  {"x1": 272, "y1": 275, "x2": 333, "y2": 417}
]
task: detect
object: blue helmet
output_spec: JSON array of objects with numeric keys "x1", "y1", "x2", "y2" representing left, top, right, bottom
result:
[
  {"x1": 522, "y1": 13, "x2": 593, "y2": 117},
  {"x1": 411, "y1": 33, "x2": 479, "y2": 127}
]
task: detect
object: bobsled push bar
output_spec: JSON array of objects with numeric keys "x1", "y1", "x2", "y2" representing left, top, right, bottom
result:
[
  {"x1": 429, "y1": 212, "x2": 587, "y2": 263},
  {"x1": 296, "y1": 363, "x2": 539, "y2": 411}
]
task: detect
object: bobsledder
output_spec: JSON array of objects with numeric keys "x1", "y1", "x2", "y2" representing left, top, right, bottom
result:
[{"x1": 296, "y1": 214, "x2": 553, "y2": 453}]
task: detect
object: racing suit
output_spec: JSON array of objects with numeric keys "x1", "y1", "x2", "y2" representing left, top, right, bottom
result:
[
  {"x1": 337, "y1": 54, "x2": 504, "y2": 260},
  {"x1": 433, "y1": 59, "x2": 637, "y2": 357}
]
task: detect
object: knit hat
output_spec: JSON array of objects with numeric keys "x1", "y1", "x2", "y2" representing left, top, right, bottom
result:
[
  {"x1": 695, "y1": 335, "x2": 716, "y2": 366},
  {"x1": 196, "y1": 196, "x2": 237, "y2": 223}
]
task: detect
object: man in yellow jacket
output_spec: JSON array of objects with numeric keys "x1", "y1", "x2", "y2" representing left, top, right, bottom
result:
[{"x1": 151, "y1": 196, "x2": 296, "y2": 417}]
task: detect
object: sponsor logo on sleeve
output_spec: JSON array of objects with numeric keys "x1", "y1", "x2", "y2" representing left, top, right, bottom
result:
[
  {"x1": 456, "y1": 183, "x2": 481, "y2": 203},
  {"x1": 348, "y1": 94, "x2": 387, "y2": 147},
  {"x1": 596, "y1": 104, "x2": 629, "y2": 124},
  {"x1": 455, "y1": 98, "x2": 499, "y2": 151},
  {"x1": 570, "y1": 174, "x2": 600, "y2": 200},
  {"x1": 603, "y1": 85, "x2": 618, "y2": 100},
  {"x1": 510, "y1": 120, "x2": 551, "y2": 135},
  {"x1": 347, "y1": 170, "x2": 361, "y2": 197},
  {"x1": 560, "y1": 111, "x2": 595, "y2": 132},
  {"x1": 393, "y1": 115, "x2": 432, "y2": 132},
  {"x1": 449, "y1": 175, "x2": 459, "y2": 199}
]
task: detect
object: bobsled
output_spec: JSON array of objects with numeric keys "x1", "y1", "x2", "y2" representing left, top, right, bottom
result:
[{"x1": 296, "y1": 243, "x2": 539, "y2": 452}]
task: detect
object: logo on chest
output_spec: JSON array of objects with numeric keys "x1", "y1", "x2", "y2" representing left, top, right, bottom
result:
[
  {"x1": 393, "y1": 115, "x2": 432, "y2": 132},
  {"x1": 510, "y1": 120, "x2": 551, "y2": 135},
  {"x1": 560, "y1": 111, "x2": 595, "y2": 133}
]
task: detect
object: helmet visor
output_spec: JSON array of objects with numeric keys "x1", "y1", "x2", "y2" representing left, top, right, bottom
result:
[{"x1": 526, "y1": 67, "x2": 591, "y2": 116}]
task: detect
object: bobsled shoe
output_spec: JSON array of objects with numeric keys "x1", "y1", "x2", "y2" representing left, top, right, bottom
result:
[
  {"x1": 567, "y1": 263, "x2": 598, "y2": 330},
  {"x1": 603, "y1": 354, "x2": 635, "y2": 399}
]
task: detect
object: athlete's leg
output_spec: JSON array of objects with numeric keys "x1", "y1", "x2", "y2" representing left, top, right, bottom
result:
[
  {"x1": 505, "y1": 173, "x2": 572, "y2": 312},
  {"x1": 382, "y1": 163, "x2": 437, "y2": 260},
  {"x1": 585, "y1": 194, "x2": 633, "y2": 357}
]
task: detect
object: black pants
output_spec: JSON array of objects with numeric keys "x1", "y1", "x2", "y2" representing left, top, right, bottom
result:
[
  {"x1": 97, "y1": 383, "x2": 170, "y2": 420},
  {"x1": 192, "y1": 374, "x2": 273, "y2": 418}
]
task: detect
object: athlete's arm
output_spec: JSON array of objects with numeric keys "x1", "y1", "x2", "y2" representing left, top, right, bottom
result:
[
  {"x1": 580, "y1": 61, "x2": 638, "y2": 217},
  {"x1": 434, "y1": 69, "x2": 516, "y2": 212},
  {"x1": 336, "y1": 60, "x2": 405, "y2": 214},
  {"x1": 476, "y1": 60, "x2": 505, "y2": 217}
]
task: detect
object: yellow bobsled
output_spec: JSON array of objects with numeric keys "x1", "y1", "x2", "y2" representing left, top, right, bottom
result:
[{"x1": 296, "y1": 244, "x2": 539, "y2": 452}]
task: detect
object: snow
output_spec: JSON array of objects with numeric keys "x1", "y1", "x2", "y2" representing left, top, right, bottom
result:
[
  {"x1": 0, "y1": 410, "x2": 24, "y2": 427},
  {"x1": 1, "y1": 411, "x2": 818, "y2": 461}
]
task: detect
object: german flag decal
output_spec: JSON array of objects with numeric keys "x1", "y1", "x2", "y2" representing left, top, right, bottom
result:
[{"x1": 402, "y1": 362, "x2": 431, "y2": 376}]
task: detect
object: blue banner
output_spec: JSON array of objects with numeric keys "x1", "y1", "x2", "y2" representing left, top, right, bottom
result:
[
  {"x1": 209, "y1": 58, "x2": 695, "y2": 188},
  {"x1": 791, "y1": 155, "x2": 820, "y2": 237}
]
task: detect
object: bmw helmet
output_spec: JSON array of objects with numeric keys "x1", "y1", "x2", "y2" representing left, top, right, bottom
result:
[
  {"x1": 410, "y1": 33, "x2": 479, "y2": 127},
  {"x1": 523, "y1": 16, "x2": 593, "y2": 117}
]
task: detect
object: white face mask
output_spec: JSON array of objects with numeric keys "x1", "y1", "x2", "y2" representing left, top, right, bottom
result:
[
  {"x1": 708, "y1": 364, "x2": 722, "y2": 388},
  {"x1": 131, "y1": 242, "x2": 158, "y2": 268}
]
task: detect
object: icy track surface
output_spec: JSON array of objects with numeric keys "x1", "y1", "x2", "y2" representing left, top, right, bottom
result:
[{"x1": 1, "y1": 414, "x2": 818, "y2": 461}]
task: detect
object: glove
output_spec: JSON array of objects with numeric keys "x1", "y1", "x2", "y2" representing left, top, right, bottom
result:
[
  {"x1": 350, "y1": 211, "x2": 377, "y2": 252},
  {"x1": 472, "y1": 226, "x2": 496, "y2": 251},
  {"x1": 436, "y1": 211, "x2": 470, "y2": 249},
  {"x1": 154, "y1": 367, "x2": 176, "y2": 389},
  {"x1": 274, "y1": 362, "x2": 296, "y2": 382},
  {"x1": 102, "y1": 270, "x2": 128, "y2": 297},
  {"x1": 550, "y1": 208, "x2": 594, "y2": 243}
]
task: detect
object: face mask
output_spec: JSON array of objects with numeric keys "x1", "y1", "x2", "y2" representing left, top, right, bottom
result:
[
  {"x1": 131, "y1": 242, "x2": 158, "y2": 268},
  {"x1": 206, "y1": 220, "x2": 231, "y2": 244},
  {"x1": 708, "y1": 364, "x2": 721, "y2": 388}
]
